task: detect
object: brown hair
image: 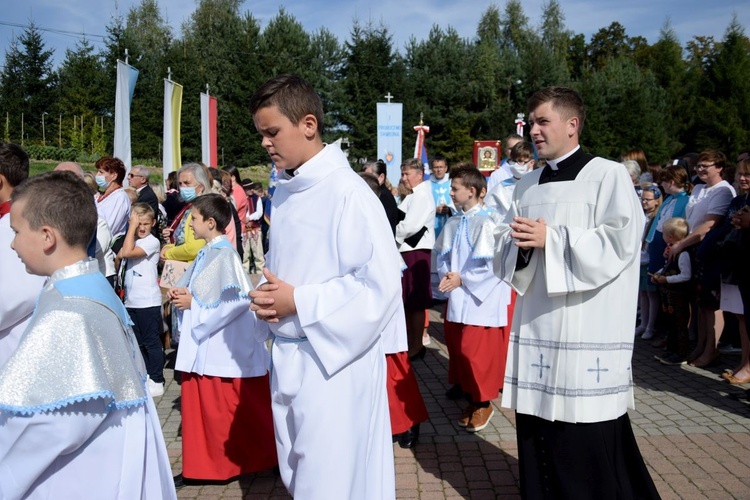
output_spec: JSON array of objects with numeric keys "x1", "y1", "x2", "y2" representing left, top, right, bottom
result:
[
  {"x1": 95, "y1": 157, "x2": 126, "y2": 185},
  {"x1": 527, "y1": 86, "x2": 586, "y2": 135},
  {"x1": 250, "y1": 74, "x2": 324, "y2": 134},
  {"x1": 13, "y1": 171, "x2": 97, "y2": 249},
  {"x1": 401, "y1": 158, "x2": 424, "y2": 175},
  {"x1": 191, "y1": 193, "x2": 232, "y2": 232},
  {"x1": 0, "y1": 142, "x2": 29, "y2": 187},
  {"x1": 450, "y1": 165, "x2": 487, "y2": 197},
  {"x1": 621, "y1": 148, "x2": 648, "y2": 175},
  {"x1": 510, "y1": 141, "x2": 535, "y2": 163},
  {"x1": 697, "y1": 150, "x2": 727, "y2": 174}
]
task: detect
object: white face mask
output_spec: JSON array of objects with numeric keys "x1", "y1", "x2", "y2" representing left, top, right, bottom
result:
[{"x1": 508, "y1": 160, "x2": 531, "y2": 178}]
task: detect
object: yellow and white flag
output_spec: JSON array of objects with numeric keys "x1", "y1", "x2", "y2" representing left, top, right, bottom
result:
[{"x1": 163, "y1": 79, "x2": 183, "y2": 179}]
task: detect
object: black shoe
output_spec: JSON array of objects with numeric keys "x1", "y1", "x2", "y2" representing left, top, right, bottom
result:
[
  {"x1": 398, "y1": 424, "x2": 420, "y2": 449},
  {"x1": 173, "y1": 474, "x2": 186, "y2": 489},
  {"x1": 409, "y1": 347, "x2": 426, "y2": 362},
  {"x1": 660, "y1": 353, "x2": 687, "y2": 366},
  {"x1": 445, "y1": 384, "x2": 464, "y2": 400}
]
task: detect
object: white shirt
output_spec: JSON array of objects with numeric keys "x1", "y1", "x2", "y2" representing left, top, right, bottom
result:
[
  {"x1": 96, "y1": 188, "x2": 131, "y2": 238},
  {"x1": 685, "y1": 181, "x2": 735, "y2": 232},
  {"x1": 486, "y1": 163, "x2": 512, "y2": 193},
  {"x1": 124, "y1": 234, "x2": 162, "y2": 309},
  {"x1": 396, "y1": 180, "x2": 436, "y2": 252},
  {"x1": 0, "y1": 215, "x2": 46, "y2": 367}
]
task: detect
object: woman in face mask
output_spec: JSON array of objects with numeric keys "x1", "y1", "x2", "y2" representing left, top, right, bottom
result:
[
  {"x1": 160, "y1": 163, "x2": 214, "y2": 263},
  {"x1": 94, "y1": 157, "x2": 131, "y2": 241}
]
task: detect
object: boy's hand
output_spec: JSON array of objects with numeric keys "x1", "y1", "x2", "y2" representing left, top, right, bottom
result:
[
  {"x1": 438, "y1": 272, "x2": 461, "y2": 293},
  {"x1": 128, "y1": 211, "x2": 140, "y2": 228},
  {"x1": 510, "y1": 217, "x2": 547, "y2": 248},
  {"x1": 169, "y1": 287, "x2": 192, "y2": 310},
  {"x1": 250, "y1": 268, "x2": 296, "y2": 323}
]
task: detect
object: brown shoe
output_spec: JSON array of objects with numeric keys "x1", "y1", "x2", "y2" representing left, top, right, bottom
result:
[
  {"x1": 467, "y1": 406, "x2": 494, "y2": 432},
  {"x1": 457, "y1": 404, "x2": 475, "y2": 427}
]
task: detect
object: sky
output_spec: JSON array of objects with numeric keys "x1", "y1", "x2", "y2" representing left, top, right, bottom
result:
[{"x1": 1, "y1": 0, "x2": 749, "y2": 68}]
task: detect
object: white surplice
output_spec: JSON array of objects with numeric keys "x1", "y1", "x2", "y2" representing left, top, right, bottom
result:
[
  {"x1": 435, "y1": 204, "x2": 510, "y2": 327},
  {"x1": 262, "y1": 143, "x2": 399, "y2": 500},
  {"x1": 395, "y1": 180, "x2": 435, "y2": 252},
  {"x1": 0, "y1": 215, "x2": 46, "y2": 367},
  {"x1": 495, "y1": 155, "x2": 644, "y2": 424},
  {"x1": 0, "y1": 397, "x2": 175, "y2": 500}
]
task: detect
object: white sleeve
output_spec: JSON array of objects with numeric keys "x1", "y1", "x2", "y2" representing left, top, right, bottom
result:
[
  {"x1": 189, "y1": 290, "x2": 253, "y2": 343},
  {"x1": 294, "y1": 192, "x2": 403, "y2": 376},
  {"x1": 395, "y1": 189, "x2": 434, "y2": 245},
  {"x1": 544, "y1": 166, "x2": 644, "y2": 295},
  {"x1": 0, "y1": 400, "x2": 108, "y2": 499},
  {"x1": 247, "y1": 198, "x2": 264, "y2": 221}
]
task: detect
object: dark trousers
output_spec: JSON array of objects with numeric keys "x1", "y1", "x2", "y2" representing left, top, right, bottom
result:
[
  {"x1": 660, "y1": 287, "x2": 691, "y2": 358},
  {"x1": 516, "y1": 412, "x2": 660, "y2": 500},
  {"x1": 127, "y1": 306, "x2": 165, "y2": 384}
]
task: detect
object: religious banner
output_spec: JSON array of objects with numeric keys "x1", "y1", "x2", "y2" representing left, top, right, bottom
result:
[
  {"x1": 376, "y1": 99, "x2": 403, "y2": 188},
  {"x1": 162, "y1": 78, "x2": 183, "y2": 180},
  {"x1": 515, "y1": 113, "x2": 526, "y2": 137},
  {"x1": 413, "y1": 116, "x2": 430, "y2": 178},
  {"x1": 114, "y1": 60, "x2": 139, "y2": 174},
  {"x1": 474, "y1": 140, "x2": 501, "y2": 175},
  {"x1": 200, "y1": 92, "x2": 218, "y2": 167}
]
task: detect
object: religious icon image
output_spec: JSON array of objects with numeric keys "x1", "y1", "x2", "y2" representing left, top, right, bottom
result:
[{"x1": 473, "y1": 140, "x2": 501, "y2": 171}]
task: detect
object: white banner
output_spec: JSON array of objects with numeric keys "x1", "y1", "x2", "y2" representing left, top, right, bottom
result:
[
  {"x1": 113, "y1": 60, "x2": 139, "y2": 175},
  {"x1": 376, "y1": 102, "x2": 403, "y2": 188},
  {"x1": 163, "y1": 79, "x2": 183, "y2": 181}
]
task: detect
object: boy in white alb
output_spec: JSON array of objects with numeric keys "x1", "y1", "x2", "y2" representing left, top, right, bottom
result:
[
  {"x1": 119, "y1": 202, "x2": 166, "y2": 396},
  {"x1": 435, "y1": 166, "x2": 511, "y2": 432},
  {"x1": 0, "y1": 171, "x2": 176, "y2": 499},
  {"x1": 485, "y1": 141, "x2": 536, "y2": 217},
  {"x1": 169, "y1": 193, "x2": 276, "y2": 486},
  {"x1": 250, "y1": 75, "x2": 398, "y2": 500}
]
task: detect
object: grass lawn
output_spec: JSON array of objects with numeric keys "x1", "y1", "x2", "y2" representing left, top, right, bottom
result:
[{"x1": 29, "y1": 160, "x2": 272, "y2": 188}]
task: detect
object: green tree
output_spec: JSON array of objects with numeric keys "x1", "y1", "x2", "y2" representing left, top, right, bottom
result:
[
  {"x1": 339, "y1": 21, "x2": 405, "y2": 163},
  {"x1": 0, "y1": 22, "x2": 57, "y2": 145},
  {"x1": 57, "y1": 39, "x2": 107, "y2": 150},
  {"x1": 587, "y1": 22, "x2": 630, "y2": 70},
  {"x1": 579, "y1": 57, "x2": 671, "y2": 162}
]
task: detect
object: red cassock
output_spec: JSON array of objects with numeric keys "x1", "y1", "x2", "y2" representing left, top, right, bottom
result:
[
  {"x1": 385, "y1": 352, "x2": 429, "y2": 434},
  {"x1": 181, "y1": 372, "x2": 278, "y2": 480},
  {"x1": 444, "y1": 292, "x2": 516, "y2": 402}
]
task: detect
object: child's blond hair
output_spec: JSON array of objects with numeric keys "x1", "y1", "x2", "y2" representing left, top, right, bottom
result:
[{"x1": 663, "y1": 217, "x2": 689, "y2": 240}]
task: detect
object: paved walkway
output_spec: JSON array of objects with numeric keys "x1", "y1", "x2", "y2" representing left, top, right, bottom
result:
[{"x1": 159, "y1": 305, "x2": 750, "y2": 499}]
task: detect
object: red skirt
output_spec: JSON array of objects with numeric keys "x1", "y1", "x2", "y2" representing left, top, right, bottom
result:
[
  {"x1": 386, "y1": 352, "x2": 429, "y2": 434},
  {"x1": 181, "y1": 372, "x2": 278, "y2": 480},
  {"x1": 443, "y1": 321, "x2": 509, "y2": 402}
]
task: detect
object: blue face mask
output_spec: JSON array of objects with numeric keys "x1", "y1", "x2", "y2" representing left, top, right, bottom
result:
[
  {"x1": 180, "y1": 186, "x2": 197, "y2": 202},
  {"x1": 95, "y1": 174, "x2": 109, "y2": 189}
]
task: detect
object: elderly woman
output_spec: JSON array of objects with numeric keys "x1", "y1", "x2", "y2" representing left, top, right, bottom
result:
[
  {"x1": 668, "y1": 151, "x2": 736, "y2": 367},
  {"x1": 160, "y1": 163, "x2": 213, "y2": 263}
]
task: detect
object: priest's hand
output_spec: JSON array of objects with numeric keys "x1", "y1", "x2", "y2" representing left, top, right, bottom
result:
[
  {"x1": 250, "y1": 268, "x2": 297, "y2": 323},
  {"x1": 438, "y1": 272, "x2": 461, "y2": 293},
  {"x1": 169, "y1": 287, "x2": 192, "y2": 310},
  {"x1": 510, "y1": 217, "x2": 547, "y2": 248}
]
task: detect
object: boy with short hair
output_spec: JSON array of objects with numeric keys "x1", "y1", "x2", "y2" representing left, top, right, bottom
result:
[
  {"x1": 435, "y1": 165, "x2": 511, "y2": 432},
  {"x1": 169, "y1": 193, "x2": 276, "y2": 486},
  {"x1": 119, "y1": 202, "x2": 166, "y2": 396},
  {"x1": 249, "y1": 74, "x2": 399, "y2": 499},
  {"x1": 0, "y1": 171, "x2": 176, "y2": 499},
  {"x1": 652, "y1": 217, "x2": 692, "y2": 365},
  {"x1": 486, "y1": 141, "x2": 536, "y2": 216}
]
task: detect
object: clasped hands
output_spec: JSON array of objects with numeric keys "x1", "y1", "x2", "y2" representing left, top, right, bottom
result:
[
  {"x1": 250, "y1": 268, "x2": 297, "y2": 323},
  {"x1": 509, "y1": 217, "x2": 547, "y2": 248}
]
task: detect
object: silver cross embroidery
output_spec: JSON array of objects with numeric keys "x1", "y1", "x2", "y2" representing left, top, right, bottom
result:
[
  {"x1": 531, "y1": 353, "x2": 551, "y2": 379},
  {"x1": 587, "y1": 357, "x2": 609, "y2": 383}
]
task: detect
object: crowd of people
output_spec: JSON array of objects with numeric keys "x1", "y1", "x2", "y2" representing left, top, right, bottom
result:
[
  {"x1": 0, "y1": 76, "x2": 748, "y2": 499},
  {"x1": 633, "y1": 149, "x2": 750, "y2": 385}
]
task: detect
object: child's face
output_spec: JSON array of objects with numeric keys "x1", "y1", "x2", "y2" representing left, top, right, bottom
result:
[
  {"x1": 190, "y1": 210, "x2": 214, "y2": 241},
  {"x1": 9, "y1": 200, "x2": 48, "y2": 276},
  {"x1": 663, "y1": 232, "x2": 678, "y2": 245},
  {"x1": 253, "y1": 104, "x2": 314, "y2": 171},
  {"x1": 450, "y1": 179, "x2": 476, "y2": 210},
  {"x1": 136, "y1": 215, "x2": 156, "y2": 239}
]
